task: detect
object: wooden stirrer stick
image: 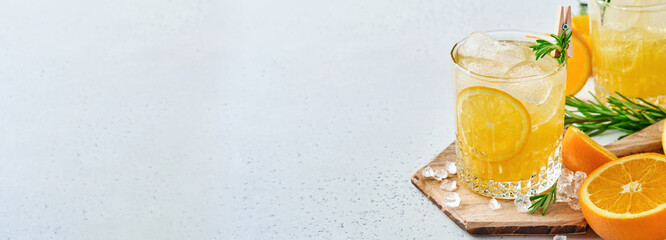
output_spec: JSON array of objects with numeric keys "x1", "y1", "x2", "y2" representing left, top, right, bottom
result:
[{"x1": 553, "y1": 6, "x2": 572, "y2": 58}]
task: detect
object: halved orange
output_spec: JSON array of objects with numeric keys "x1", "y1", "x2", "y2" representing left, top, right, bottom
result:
[
  {"x1": 456, "y1": 87, "x2": 530, "y2": 162},
  {"x1": 579, "y1": 153, "x2": 666, "y2": 240},
  {"x1": 565, "y1": 30, "x2": 592, "y2": 96},
  {"x1": 562, "y1": 126, "x2": 617, "y2": 174},
  {"x1": 572, "y1": 15, "x2": 590, "y2": 40}
]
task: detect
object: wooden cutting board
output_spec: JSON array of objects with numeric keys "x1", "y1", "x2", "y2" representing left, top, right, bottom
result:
[{"x1": 411, "y1": 120, "x2": 664, "y2": 235}]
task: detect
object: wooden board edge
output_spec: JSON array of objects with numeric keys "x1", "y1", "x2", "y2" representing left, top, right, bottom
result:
[
  {"x1": 411, "y1": 143, "x2": 589, "y2": 235},
  {"x1": 411, "y1": 175, "x2": 469, "y2": 233},
  {"x1": 412, "y1": 174, "x2": 587, "y2": 235},
  {"x1": 466, "y1": 224, "x2": 587, "y2": 235}
]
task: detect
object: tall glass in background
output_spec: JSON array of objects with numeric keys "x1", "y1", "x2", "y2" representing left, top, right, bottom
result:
[
  {"x1": 589, "y1": 0, "x2": 666, "y2": 106},
  {"x1": 451, "y1": 31, "x2": 565, "y2": 199}
]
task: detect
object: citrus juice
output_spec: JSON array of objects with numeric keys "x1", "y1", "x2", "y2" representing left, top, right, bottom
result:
[
  {"x1": 451, "y1": 31, "x2": 565, "y2": 199},
  {"x1": 589, "y1": 0, "x2": 666, "y2": 106}
]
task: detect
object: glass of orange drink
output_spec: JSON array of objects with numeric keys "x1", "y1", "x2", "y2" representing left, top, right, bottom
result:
[
  {"x1": 451, "y1": 30, "x2": 566, "y2": 199},
  {"x1": 589, "y1": 1, "x2": 666, "y2": 106}
]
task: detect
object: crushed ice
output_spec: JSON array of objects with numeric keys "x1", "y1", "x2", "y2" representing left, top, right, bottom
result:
[
  {"x1": 489, "y1": 198, "x2": 501, "y2": 210},
  {"x1": 445, "y1": 161, "x2": 457, "y2": 175},
  {"x1": 422, "y1": 165, "x2": 449, "y2": 181},
  {"x1": 514, "y1": 193, "x2": 532, "y2": 213},
  {"x1": 443, "y1": 192, "x2": 460, "y2": 208},
  {"x1": 556, "y1": 166, "x2": 587, "y2": 210},
  {"x1": 553, "y1": 235, "x2": 566, "y2": 240},
  {"x1": 439, "y1": 179, "x2": 457, "y2": 191},
  {"x1": 433, "y1": 169, "x2": 448, "y2": 181},
  {"x1": 422, "y1": 166, "x2": 435, "y2": 178}
]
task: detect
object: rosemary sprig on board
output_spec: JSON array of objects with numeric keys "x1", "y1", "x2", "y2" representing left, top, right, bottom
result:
[
  {"x1": 529, "y1": 28, "x2": 572, "y2": 64},
  {"x1": 529, "y1": 183, "x2": 557, "y2": 215},
  {"x1": 565, "y1": 92, "x2": 666, "y2": 139}
]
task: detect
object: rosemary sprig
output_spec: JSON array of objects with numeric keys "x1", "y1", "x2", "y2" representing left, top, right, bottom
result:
[
  {"x1": 529, "y1": 183, "x2": 557, "y2": 215},
  {"x1": 578, "y1": 0, "x2": 588, "y2": 15},
  {"x1": 529, "y1": 28, "x2": 572, "y2": 64},
  {"x1": 600, "y1": 0, "x2": 611, "y2": 25},
  {"x1": 565, "y1": 92, "x2": 666, "y2": 139}
]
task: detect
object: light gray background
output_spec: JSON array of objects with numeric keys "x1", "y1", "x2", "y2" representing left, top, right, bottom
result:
[{"x1": 0, "y1": 0, "x2": 615, "y2": 239}]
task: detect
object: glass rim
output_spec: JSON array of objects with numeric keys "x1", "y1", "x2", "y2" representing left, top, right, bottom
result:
[
  {"x1": 450, "y1": 30, "x2": 567, "y2": 83},
  {"x1": 596, "y1": 0, "x2": 666, "y2": 11}
]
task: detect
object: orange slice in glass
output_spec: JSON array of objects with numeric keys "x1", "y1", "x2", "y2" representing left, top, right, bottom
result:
[{"x1": 456, "y1": 86, "x2": 530, "y2": 162}]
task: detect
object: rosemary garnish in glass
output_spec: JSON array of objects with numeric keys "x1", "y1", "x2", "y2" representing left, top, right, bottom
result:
[
  {"x1": 529, "y1": 28, "x2": 572, "y2": 65},
  {"x1": 524, "y1": 29, "x2": 573, "y2": 215}
]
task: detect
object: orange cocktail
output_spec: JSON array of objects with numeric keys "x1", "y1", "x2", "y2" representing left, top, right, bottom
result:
[{"x1": 451, "y1": 31, "x2": 565, "y2": 199}]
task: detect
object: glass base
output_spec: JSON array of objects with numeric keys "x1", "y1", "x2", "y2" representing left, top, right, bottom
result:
[
  {"x1": 456, "y1": 144, "x2": 562, "y2": 199},
  {"x1": 594, "y1": 84, "x2": 666, "y2": 108}
]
